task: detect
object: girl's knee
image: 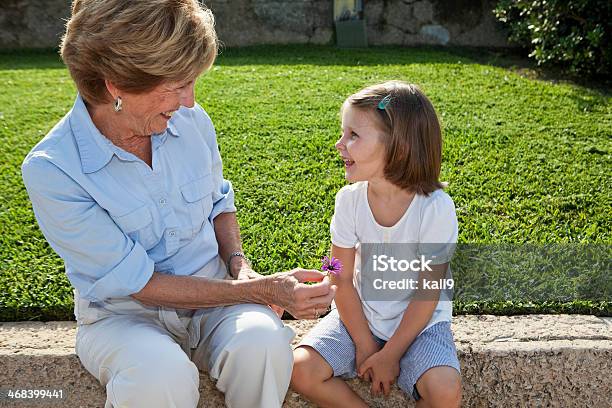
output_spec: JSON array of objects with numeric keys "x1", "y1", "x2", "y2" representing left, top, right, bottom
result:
[
  {"x1": 290, "y1": 346, "x2": 332, "y2": 392},
  {"x1": 291, "y1": 347, "x2": 313, "y2": 383},
  {"x1": 416, "y1": 366, "x2": 461, "y2": 408}
]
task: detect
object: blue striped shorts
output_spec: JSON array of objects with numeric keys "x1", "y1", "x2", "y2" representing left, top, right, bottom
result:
[{"x1": 296, "y1": 308, "x2": 460, "y2": 401}]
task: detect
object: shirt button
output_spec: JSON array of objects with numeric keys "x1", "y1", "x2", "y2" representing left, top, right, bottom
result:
[
  {"x1": 159, "y1": 198, "x2": 167, "y2": 205},
  {"x1": 168, "y1": 230, "x2": 176, "y2": 237}
]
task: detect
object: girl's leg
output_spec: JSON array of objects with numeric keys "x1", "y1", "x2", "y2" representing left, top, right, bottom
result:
[
  {"x1": 415, "y1": 366, "x2": 461, "y2": 408},
  {"x1": 291, "y1": 345, "x2": 368, "y2": 408},
  {"x1": 396, "y1": 321, "x2": 462, "y2": 408}
]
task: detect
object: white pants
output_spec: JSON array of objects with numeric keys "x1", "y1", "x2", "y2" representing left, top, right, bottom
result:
[{"x1": 74, "y1": 259, "x2": 295, "y2": 408}]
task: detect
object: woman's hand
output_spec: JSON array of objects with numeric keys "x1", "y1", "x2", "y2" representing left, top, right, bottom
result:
[
  {"x1": 265, "y1": 269, "x2": 336, "y2": 319},
  {"x1": 235, "y1": 267, "x2": 261, "y2": 281},
  {"x1": 235, "y1": 267, "x2": 284, "y2": 318},
  {"x1": 358, "y1": 348, "x2": 400, "y2": 397}
]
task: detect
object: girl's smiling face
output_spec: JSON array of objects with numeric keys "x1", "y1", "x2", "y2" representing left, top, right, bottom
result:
[{"x1": 335, "y1": 103, "x2": 387, "y2": 183}]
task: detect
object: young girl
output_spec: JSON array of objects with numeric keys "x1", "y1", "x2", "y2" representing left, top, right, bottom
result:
[{"x1": 291, "y1": 81, "x2": 461, "y2": 407}]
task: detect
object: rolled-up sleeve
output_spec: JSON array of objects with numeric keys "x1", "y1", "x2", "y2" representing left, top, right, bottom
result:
[
  {"x1": 193, "y1": 104, "x2": 236, "y2": 219},
  {"x1": 21, "y1": 157, "x2": 154, "y2": 302},
  {"x1": 209, "y1": 146, "x2": 236, "y2": 220}
]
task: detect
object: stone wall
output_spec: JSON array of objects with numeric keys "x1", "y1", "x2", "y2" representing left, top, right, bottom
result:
[
  {"x1": 365, "y1": 0, "x2": 509, "y2": 47},
  {"x1": 0, "y1": 0, "x2": 509, "y2": 50},
  {"x1": 2, "y1": 315, "x2": 611, "y2": 407},
  {"x1": 0, "y1": 0, "x2": 70, "y2": 49}
]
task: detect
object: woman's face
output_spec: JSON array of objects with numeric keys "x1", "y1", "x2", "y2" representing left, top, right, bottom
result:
[
  {"x1": 118, "y1": 79, "x2": 196, "y2": 136},
  {"x1": 335, "y1": 103, "x2": 387, "y2": 183}
]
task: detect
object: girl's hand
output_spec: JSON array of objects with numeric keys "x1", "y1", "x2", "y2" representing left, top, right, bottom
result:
[
  {"x1": 355, "y1": 338, "x2": 382, "y2": 383},
  {"x1": 358, "y1": 349, "x2": 400, "y2": 397}
]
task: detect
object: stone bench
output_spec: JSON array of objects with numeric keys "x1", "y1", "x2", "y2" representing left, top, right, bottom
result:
[{"x1": 1, "y1": 315, "x2": 610, "y2": 407}]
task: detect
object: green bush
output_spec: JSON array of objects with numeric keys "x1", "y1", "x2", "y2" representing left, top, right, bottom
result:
[{"x1": 494, "y1": 0, "x2": 611, "y2": 78}]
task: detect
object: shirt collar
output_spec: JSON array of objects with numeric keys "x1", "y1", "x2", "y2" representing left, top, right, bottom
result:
[
  {"x1": 69, "y1": 94, "x2": 115, "y2": 174},
  {"x1": 69, "y1": 94, "x2": 180, "y2": 174},
  {"x1": 167, "y1": 119, "x2": 179, "y2": 138}
]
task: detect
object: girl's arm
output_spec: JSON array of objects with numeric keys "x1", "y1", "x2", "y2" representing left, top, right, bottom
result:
[
  {"x1": 331, "y1": 244, "x2": 377, "y2": 349},
  {"x1": 379, "y1": 262, "x2": 448, "y2": 360},
  {"x1": 357, "y1": 263, "x2": 443, "y2": 397}
]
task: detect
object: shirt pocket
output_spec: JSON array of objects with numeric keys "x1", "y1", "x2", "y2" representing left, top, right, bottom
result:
[
  {"x1": 180, "y1": 174, "x2": 214, "y2": 238},
  {"x1": 111, "y1": 205, "x2": 160, "y2": 250}
]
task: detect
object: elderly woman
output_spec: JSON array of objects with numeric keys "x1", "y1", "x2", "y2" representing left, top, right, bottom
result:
[{"x1": 21, "y1": 1, "x2": 335, "y2": 407}]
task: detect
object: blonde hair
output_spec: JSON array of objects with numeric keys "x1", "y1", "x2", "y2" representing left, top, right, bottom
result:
[
  {"x1": 345, "y1": 81, "x2": 444, "y2": 196},
  {"x1": 60, "y1": 0, "x2": 218, "y2": 105}
]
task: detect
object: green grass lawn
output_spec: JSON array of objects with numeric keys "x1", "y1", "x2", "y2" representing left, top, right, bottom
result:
[{"x1": 0, "y1": 46, "x2": 610, "y2": 321}]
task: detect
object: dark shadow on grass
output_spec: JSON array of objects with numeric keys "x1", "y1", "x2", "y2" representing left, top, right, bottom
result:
[
  {"x1": 0, "y1": 48, "x2": 64, "y2": 70},
  {"x1": 0, "y1": 305, "x2": 75, "y2": 322},
  {"x1": 0, "y1": 44, "x2": 463, "y2": 70},
  {"x1": 2, "y1": 300, "x2": 609, "y2": 322},
  {"x1": 438, "y1": 46, "x2": 612, "y2": 93},
  {"x1": 2, "y1": 45, "x2": 609, "y2": 96},
  {"x1": 216, "y1": 44, "x2": 611, "y2": 94},
  {"x1": 452, "y1": 300, "x2": 611, "y2": 316},
  {"x1": 216, "y1": 44, "x2": 461, "y2": 66}
]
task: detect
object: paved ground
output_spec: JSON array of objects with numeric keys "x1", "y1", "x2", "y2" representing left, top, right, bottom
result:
[{"x1": 1, "y1": 314, "x2": 611, "y2": 407}]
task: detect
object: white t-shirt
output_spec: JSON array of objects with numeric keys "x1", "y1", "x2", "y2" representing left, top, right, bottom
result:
[{"x1": 330, "y1": 181, "x2": 458, "y2": 340}]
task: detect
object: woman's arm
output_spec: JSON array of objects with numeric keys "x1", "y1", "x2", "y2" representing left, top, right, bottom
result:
[
  {"x1": 132, "y1": 194, "x2": 337, "y2": 318},
  {"x1": 212, "y1": 211, "x2": 250, "y2": 278},
  {"x1": 131, "y1": 272, "x2": 268, "y2": 308},
  {"x1": 210, "y1": 210, "x2": 284, "y2": 317},
  {"x1": 132, "y1": 268, "x2": 336, "y2": 319}
]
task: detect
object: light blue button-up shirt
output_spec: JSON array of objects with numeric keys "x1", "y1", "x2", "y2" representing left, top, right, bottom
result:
[{"x1": 22, "y1": 95, "x2": 236, "y2": 303}]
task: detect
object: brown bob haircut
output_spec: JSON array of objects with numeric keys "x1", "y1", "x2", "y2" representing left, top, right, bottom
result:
[
  {"x1": 60, "y1": 0, "x2": 218, "y2": 106},
  {"x1": 345, "y1": 81, "x2": 444, "y2": 196}
]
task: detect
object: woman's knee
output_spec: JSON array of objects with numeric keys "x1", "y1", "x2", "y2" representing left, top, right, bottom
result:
[
  {"x1": 109, "y1": 349, "x2": 200, "y2": 407},
  {"x1": 208, "y1": 305, "x2": 294, "y2": 384},
  {"x1": 225, "y1": 307, "x2": 293, "y2": 355},
  {"x1": 416, "y1": 366, "x2": 462, "y2": 408},
  {"x1": 229, "y1": 323, "x2": 293, "y2": 364}
]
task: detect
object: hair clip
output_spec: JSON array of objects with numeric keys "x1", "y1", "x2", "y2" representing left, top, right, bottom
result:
[{"x1": 377, "y1": 94, "x2": 392, "y2": 110}]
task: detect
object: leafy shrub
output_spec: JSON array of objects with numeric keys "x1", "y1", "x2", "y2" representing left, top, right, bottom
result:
[{"x1": 494, "y1": 0, "x2": 611, "y2": 78}]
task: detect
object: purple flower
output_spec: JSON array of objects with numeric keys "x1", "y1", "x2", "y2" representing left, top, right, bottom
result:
[{"x1": 321, "y1": 256, "x2": 342, "y2": 276}]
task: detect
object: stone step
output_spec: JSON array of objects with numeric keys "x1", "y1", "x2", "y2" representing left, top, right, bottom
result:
[{"x1": 1, "y1": 315, "x2": 610, "y2": 407}]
